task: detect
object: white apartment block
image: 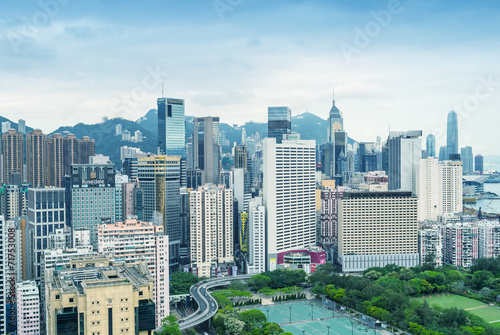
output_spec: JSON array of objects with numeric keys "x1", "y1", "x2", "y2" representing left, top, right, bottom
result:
[
  {"x1": 263, "y1": 138, "x2": 316, "y2": 270},
  {"x1": 338, "y1": 191, "x2": 419, "y2": 272},
  {"x1": 248, "y1": 197, "x2": 265, "y2": 275},
  {"x1": 478, "y1": 220, "x2": 500, "y2": 259},
  {"x1": 16, "y1": 281, "x2": 40, "y2": 335},
  {"x1": 97, "y1": 219, "x2": 169, "y2": 326},
  {"x1": 190, "y1": 184, "x2": 233, "y2": 278},
  {"x1": 418, "y1": 157, "x2": 442, "y2": 221},
  {"x1": 418, "y1": 158, "x2": 463, "y2": 221},
  {"x1": 441, "y1": 160, "x2": 463, "y2": 214},
  {"x1": 418, "y1": 226, "x2": 443, "y2": 266}
]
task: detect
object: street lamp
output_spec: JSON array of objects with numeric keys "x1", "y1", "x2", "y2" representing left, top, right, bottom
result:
[
  {"x1": 289, "y1": 306, "x2": 292, "y2": 324},
  {"x1": 266, "y1": 308, "x2": 270, "y2": 321},
  {"x1": 310, "y1": 303, "x2": 314, "y2": 320},
  {"x1": 348, "y1": 319, "x2": 354, "y2": 335},
  {"x1": 302, "y1": 330, "x2": 305, "y2": 335},
  {"x1": 327, "y1": 326, "x2": 330, "y2": 335}
]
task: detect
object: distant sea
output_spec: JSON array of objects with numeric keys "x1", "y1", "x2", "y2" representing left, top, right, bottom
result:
[{"x1": 471, "y1": 183, "x2": 500, "y2": 215}]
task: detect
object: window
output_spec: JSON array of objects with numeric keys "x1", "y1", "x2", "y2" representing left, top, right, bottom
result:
[
  {"x1": 55, "y1": 294, "x2": 60, "y2": 300},
  {"x1": 69, "y1": 297, "x2": 74, "y2": 303}
]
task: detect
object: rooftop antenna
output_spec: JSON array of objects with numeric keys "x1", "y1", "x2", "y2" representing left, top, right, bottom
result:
[{"x1": 332, "y1": 85, "x2": 335, "y2": 104}]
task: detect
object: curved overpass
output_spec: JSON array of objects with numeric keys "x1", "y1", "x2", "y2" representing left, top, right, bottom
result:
[{"x1": 177, "y1": 275, "x2": 252, "y2": 330}]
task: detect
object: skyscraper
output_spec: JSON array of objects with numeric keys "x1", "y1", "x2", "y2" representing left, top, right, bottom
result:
[
  {"x1": 327, "y1": 91, "x2": 343, "y2": 142},
  {"x1": 447, "y1": 110, "x2": 458, "y2": 159},
  {"x1": 137, "y1": 155, "x2": 181, "y2": 272},
  {"x1": 475, "y1": 155, "x2": 484, "y2": 175},
  {"x1": 263, "y1": 137, "x2": 316, "y2": 270},
  {"x1": 17, "y1": 119, "x2": 26, "y2": 134},
  {"x1": 426, "y1": 134, "x2": 436, "y2": 158},
  {"x1": 268, "y1": 106, "x2": 291, "y2": 144},
  {"x1": 2, "y1": 129, "x2": 24, "y2": 184},
  {"x1": 157, "y1": 97, "x2": 186, "y2": 157},
  {"x1": 26, "y1": 129, "x2": 47, "y2": 187},
  {"x1": 193, "y1": 117, "x2": 221, "y2": 184},
  {"x1": 77, "y1": 136, "x2": 95, "y2": 164},
  {"x1": 387, "y1": 131, "x2": 422, "y2": 195},
  {"x1": 69, "y1": 164, "x2": 115, "y2": 249},
  {"x1": 418, "y1": 157, "x2": 442, "y2": 222},
  {"x1": 190, "y1": 184, "x2": 233, "y2": 277},
  {"x1": 47, "y1": 133, "x2": 64, "y2": 187},
  {"x1": 461, "y1": 146, "x2": 473, "y2": 174},
  {"x1": 248, "y1": 197, "x2": 265, "y2": 275}
]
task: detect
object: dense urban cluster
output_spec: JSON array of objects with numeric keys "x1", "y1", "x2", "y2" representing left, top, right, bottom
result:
[{"x1": 0, "y1": 92, "x2": 499, "y2": 335}]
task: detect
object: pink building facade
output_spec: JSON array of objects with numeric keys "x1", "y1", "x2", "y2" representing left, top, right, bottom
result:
[{"x1": 16, "y1": 281, "x2": 40, "y2": 335}]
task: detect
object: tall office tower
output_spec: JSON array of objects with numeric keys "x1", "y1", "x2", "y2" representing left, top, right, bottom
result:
[
  {"x1": 16, "y1": 281, "x2": 40, "y2": 335},
  {"x1": 478, "y1": 220, "x2": 500, "y2": 259},
  {"x1": 98, "y1": 219, "x2": 169, "y2": 326},
  {"x1": 438, "y1": 146, "x2": 447, "y2": 161},
  {"x1": 77, "y1": 136, "x2": 95, "y2": 164},
  {"x1": 180, "y1": 187, "x2": 190, "y2": 259},
  {"x1": 234, "y1": 145, "x2": 248, "y2": 169},
  {"x1": 475, "y1": 155, "x2": 484, "y2": 175},
  {"x1": 327, "y1": 92, "x2": 343, "y2": 142},
  {"x1": 418, "y1": 227, "x2": 443, "y2": 266},
  {"x1": 268, "y1": 106, "x2": 292, "y2": 144},
  {"x1": 320, "y1": 142, "x2": 334, "y2": 178},
  {"x1": 461, "y1": 146, "x2": 474, "y2": 174},
  {"x1": 2, "y1": 129, "x2": 24, "y2": 184},
  {"x1": 193, "y1": 117, "x2": 221, "y2": 184},
  {"x1": 338, "y1": 191, "x2": 419, "y2": 272},
  {"x1": 62, "y1": 133, "x2": 78, "y2": 176},
  {"x1": 70, "y1": 164, "x2": 115, "y2": 249},
  {"x1": 426, "y1": 134, "x2": 436, "y2": 158},
  {"x1": 114, "y1": 174, "x2": 128, "y2": 222},
  {"x1": 233, "y1": 168, "x2": 251, "y2": 213},
  {"x1": 387, "y1": 130, "x2": 422, "y2": 195},
  {"x1": 334, "y1": 130, "x2": 347, "y2": 176},
  {"x1": 47, "y1": 133, "x2": 64, "y2": 187},
  {"x1": 186, "y1": 136, "x2": 194, "y2": 169},
  {"x1": 441, "y1": 160, "x2": 463, "y2": 214},
  {"x1": 26, "y1": 129, "x2": 47, "y2": 187},
  {"x1": 121, "y1": 182, "x2": 135, "y2": 220},
  {"x1": 137, "y1": 155, "x2": 181, "y2": 272},
  {"x1": 320, "y1": 186, "x2": 345, "y2": 244},
  {"x1": 247, "y1": 197, "x2": 265, "y2": 275},
  {"x1": 17, "y1": 119, "x2": 26, "y2": 134},
  {"x1": 358, "y1": 142, "x2": 376, "y2": 173},
  {"x1": 263, "y1": 137, "x2": 316, "y2": 270},
  {"x1": 157, "y1": 97, "x2": 186, "y2": 157},
  {"x1": 446, "y1": 110, "x2": 459, "y2": 159},
  {"x1": 441, "y1": 223, "x2": 478, "y2": 267},
  {"x1": 418, "y1": 157, "x2": 442, "y2": 221},
  {"x1": 27, "y1": 187, "x2": 66, "y2": 282},
  {"x1": 45, "y1": 257, "x2": 156, "y2": 335},
  {"x1": 190, "y1": 184, "x2": 233, "y2": 277}
]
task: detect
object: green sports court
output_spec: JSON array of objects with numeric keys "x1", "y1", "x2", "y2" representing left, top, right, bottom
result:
[{"x1": 255, "y1": 302, "x2": 383, "y2": 335}]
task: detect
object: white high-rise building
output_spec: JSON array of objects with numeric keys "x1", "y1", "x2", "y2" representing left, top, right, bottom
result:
[
  {"x1": 263, "y1": 137, "x2": 316, "y2": 270},
  {"x1": 418, "y1": 157, "x2": 442, "y2": 221},
  {"x1": 418, "y1": 226, "x2": 443, "y2": 266},
  {"x1": 16, "y1": 281, "x2": 40, "y2": 335},
  {"x1": 441, "y1": 160, "x2": 463, "y2": 214},
  {"x1": 418, "y1": 158, "x2": 463, "y2": 222},
  {"x1": 478, "y1": 220, "x2": 500, "y2": 259},
  {"x1": 190, "y1": 184, "x2": 233, "y2": 277},
  {"x1": 248, "y1": 197, "x2": 265, "y2": 275}
]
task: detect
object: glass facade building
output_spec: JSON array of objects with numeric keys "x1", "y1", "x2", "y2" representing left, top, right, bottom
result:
[
  {"x1": 426, "y1": 134, "x2": 436, "y2": 158},
  {"x1": 461, "y1": 146, "x2": 473, "y2": 174},
  {"x1": 157, "y1": 98, "x2": 186, "y2": 158},
  {"x1": 446, "y1": 110, "x2": 458, "y2": 159},
  {"x1": 268, "y1": 106, "x2": 291, "y2": 144}
]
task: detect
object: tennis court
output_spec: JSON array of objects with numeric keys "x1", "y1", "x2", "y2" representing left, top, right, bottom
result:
[{"x1": 256, "y1": 302, "x2": 379, "y2": 335}]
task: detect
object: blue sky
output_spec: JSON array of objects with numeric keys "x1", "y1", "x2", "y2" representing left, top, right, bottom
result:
[{"x1": 1, "y1": 0, "x2": 499, "y2": 154}]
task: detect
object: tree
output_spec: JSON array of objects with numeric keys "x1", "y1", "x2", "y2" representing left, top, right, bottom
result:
[
  {"x1": 247, "y1": 274, "x2": 272, "y2": 291},
  {"x1": 169, "y1": 271, "x2": 201, "y2": 295},
  {"x1": 224, "y1": 314, "x2": 246, "y2": 335},
  {"x1": 229, "y1": 279, "x2": 248, "y2": 291},
  {"x1": 155, "y1": 315, "x2": 181, "y2": 335},
  {"x1": 240, "y1": 309, "x2": 267, "y2": 326}
]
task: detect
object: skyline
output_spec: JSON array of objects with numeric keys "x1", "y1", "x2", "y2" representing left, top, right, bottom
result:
[{"x1": 1, "y1": 0, "x2": 500, "y2": 154}]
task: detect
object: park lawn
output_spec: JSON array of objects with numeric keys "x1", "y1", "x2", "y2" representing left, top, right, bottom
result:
[
  {"x1": 414, "y1": 294, "x2": 485, "y2": 310},
  {"x1": 414, "y1": 294, "x2": 500, "y2": 324}
]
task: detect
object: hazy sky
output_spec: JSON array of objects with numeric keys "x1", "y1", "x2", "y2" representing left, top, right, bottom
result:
[{"x1": 1, "y1": 0, "x2": 499, "y2": 154}]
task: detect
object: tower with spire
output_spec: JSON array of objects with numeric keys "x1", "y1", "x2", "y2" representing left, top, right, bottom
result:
[{"x1": 327, "y1": 87, "x2": 344, "y2": 143}]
